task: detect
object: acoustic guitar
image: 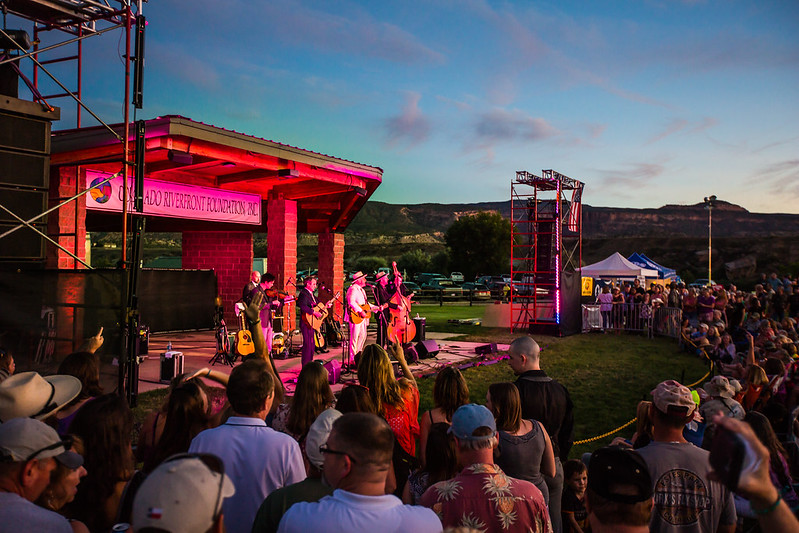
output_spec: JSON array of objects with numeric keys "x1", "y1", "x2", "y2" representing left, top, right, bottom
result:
[
  {"x1": 350, "y1": 302, "x2": 388, "y2": 325},
  {"x1": 304, "y1": 291, "x2": 341, "y2": 332},
  {"x1": 236, "y1": 312, "x2": 255, "y2": 357}
]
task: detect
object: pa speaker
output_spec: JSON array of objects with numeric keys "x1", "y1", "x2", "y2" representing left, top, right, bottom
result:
[
  {"x1": 475, "y1": 343, "x2": 497, "y2": 355},
  {"x1": 416, "y1": 339, "x2": 439, "y2": 359},
  {"x1": 323, "y1": 359, "x2": 341, "y2": 384}
]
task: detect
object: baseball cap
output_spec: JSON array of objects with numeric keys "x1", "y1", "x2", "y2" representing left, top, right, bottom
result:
[
  {"x1": 132, "y1": 454, "x2": 235, "y2": 533},
  {"x1": 448, "y1": 404, "x2": 496, "y2": 441},
  {"x1": 651, "y1": 380, "x2": 696, "y2": 415},
  {"x1": 306, "y1": 408, "x2": 342, "y2": 470},
  {"x1": 588, "y1": 446, "x2": 653, "y2": 504},
  {"x1": 0, "y1": 417, "x2": 71, "y2": 463}
]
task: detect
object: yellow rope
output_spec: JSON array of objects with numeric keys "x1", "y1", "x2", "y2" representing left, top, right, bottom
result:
[{"x1": 574, "y1": 356, "x2": 714, "y2": 446}]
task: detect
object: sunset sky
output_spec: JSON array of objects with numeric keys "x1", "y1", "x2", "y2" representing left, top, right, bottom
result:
[{"x1": 14, "y1": 0, "x2": 799, "y2": 212}]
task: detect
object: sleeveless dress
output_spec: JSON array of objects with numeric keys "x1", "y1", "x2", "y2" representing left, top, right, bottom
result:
[{"x1": 495, "y1": 419, "x2": 549, "y2": 504}]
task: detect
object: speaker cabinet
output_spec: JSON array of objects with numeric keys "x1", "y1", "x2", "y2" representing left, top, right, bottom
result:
[{"x1": 415, "y1": 339, "x2": 440, "y2": 359}]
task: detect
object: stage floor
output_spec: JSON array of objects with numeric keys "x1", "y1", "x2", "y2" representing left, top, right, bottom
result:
[{"x1": 126, "y1": 329, "x2": 509, "y2": 396}]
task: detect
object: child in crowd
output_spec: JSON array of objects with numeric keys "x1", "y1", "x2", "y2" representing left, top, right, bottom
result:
[{"x1": 562, "y1": 459, "x2": 590, "y2": 533}]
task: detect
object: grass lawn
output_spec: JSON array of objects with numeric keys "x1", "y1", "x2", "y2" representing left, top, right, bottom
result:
[{"x1": 133, "y1": 303, "x2": 711, "y2": 459}]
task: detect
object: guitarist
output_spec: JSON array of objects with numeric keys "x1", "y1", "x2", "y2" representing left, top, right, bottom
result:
[
  {"x1": 297, "y1": 275, "x2": 322, "y2": 366},
  {"x1": 373, "y1": 271, "x2": 394, "y2": 348},
  {"x1": 346, "y1": 271, "x2": 372, "y2": 365}
]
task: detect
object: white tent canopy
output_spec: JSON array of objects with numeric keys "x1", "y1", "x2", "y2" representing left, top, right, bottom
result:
[{"x1": 581, "y1": 252, "x2": 659, "y2": 278}]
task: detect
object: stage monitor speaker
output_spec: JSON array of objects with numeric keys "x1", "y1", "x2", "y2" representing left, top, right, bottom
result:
[
  {"x1": 416, "y1": 339, "x2": 439, "y2": 359},
  {"x1": 475, "y1": 343, "x2": 497, "y2": 355},
  {"x1": 323, "y1": 359, "x2": 341, "y2": 384}
]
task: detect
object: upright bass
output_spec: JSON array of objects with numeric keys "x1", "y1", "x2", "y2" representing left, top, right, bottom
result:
[{"x1": 386, "y1": 261, "x2": 416, "y2": 344}]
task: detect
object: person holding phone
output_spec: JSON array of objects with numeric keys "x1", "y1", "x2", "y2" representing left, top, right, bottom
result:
[{"x1": 636, "y1": 380, "x2": 737, "y2": 533}]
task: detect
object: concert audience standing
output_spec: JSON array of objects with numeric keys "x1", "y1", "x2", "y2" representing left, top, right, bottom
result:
[
  {"x1": 487, "y1": 382, "x2": 555, "y2": 506},
  {"x1": 272, "y1": 360, "x2": 336, "y2": 467},
  {"x1": 357, "y1": 343, "x2": 420, "y2": 495},
  {"x1": 420, "y1": 404, "x2": 552, "y2": 533},
  {"x1": 252, "y1": 408, "x2": 340, "y2": 533},
  {"x1": 0, "y1": 371, "x2": 81, "y2": 422},
  {"x1": 189, "y1": 359, "x2": 305, "y2": 533},
  {"x1": 418, "y1": 366, "x2": 469, "y2": 463},
  {"x1": 636, "y1": 380, "x2": 736, "y2": 533},
  {"x1": 596, "y1": 286, "x2": 613, "y2": 331},
  {"x1": 584, "y1": 446, "x2": 653, "y2": 533},
  {"x1": 54, "y1": 351, "x2": 104, "y2": 435},
  {"x1": 0, "y1": 418, "x2": 75, "y2": 533},
  {"x1": 335, "y1": 384, "x2": 377, "y2": 415},
  {"x1": 0, "y1": 348, "x2": 14, "y2": 383},
  {"x1": 132, "y1": 453, "x2": 235, "y2": 533},
  {"x1": 278, "y1": 412, "x2": 441, "y2": 533},
  {"x1": 561, "y1": 459, "x2": 589, "y2": 533},
  {"x1": 65, "y1": 393, "x2": 136, "y2": 533},
  {"x1": 35, "y1": 435, "x2": 87, "y2": 532},
  {"x1": 402, "y1": 422, "x2": 458, "y2": 505},
  {"x1": 509, "y1": 335, "x2": 574, "y2": 533}
]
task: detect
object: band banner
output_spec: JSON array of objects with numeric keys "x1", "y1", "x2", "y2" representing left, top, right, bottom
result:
[{"x1": 85, "y1": 170, "x2": 262, "y2": 225}]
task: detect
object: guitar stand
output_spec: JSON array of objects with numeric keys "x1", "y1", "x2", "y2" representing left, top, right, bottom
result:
[{"x1": 209, "y1": 350, "x2": 235, "y2": 367}]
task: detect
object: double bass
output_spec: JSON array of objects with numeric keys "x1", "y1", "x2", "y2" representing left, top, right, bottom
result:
[{"x1": 386, "y1": 261, "x2": 416, "y2": 344}]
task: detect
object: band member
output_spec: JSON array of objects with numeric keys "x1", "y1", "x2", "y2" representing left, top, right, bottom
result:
[
  {"x1": 373, "y1": 272, "x2": 393, "y2": 348},
  {"x1": 242, "y1": 271, "x2": 261, "y2": 305},
  {"x1": 389, "y1": 271, "x2": 412, "y2": 300},
  {"x1": 297, "y1": 276, "x2": 321, "y2": 366},
  {"x1": 258, "y1": 273, "x2": 282, "y2": 355},
  {"x1": 346, "y1": 271, "x2": 371, "y2": 365}
]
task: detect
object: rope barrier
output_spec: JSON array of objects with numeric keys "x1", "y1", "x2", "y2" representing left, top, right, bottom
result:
[{"x1": 573, "y1": 346, "x2": 715, "y2": 446}]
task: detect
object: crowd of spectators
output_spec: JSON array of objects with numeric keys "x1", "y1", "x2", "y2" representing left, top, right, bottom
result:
[{"x1": 2, "y1": 276, "x2": 799, "y2": 532}]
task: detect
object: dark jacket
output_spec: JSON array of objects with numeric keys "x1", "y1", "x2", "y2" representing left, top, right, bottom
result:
[{"x1": 514, "y1": 369, "x2": 574, "y2": 461}]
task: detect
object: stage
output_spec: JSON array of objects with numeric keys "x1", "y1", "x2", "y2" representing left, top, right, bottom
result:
[{"x1": 125, "y1": 330, "x2": 510, "y2": 396}]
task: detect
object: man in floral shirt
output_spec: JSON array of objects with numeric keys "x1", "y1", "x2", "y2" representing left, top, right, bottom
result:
[{"x1": 420, "y1": 404, "x2": 553, "y2": 532}]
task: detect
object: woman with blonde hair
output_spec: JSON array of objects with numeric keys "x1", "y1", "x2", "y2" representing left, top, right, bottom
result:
[
  {"x1": 743, "y1": 364, "x2": 770, "y2": 411},
  {"x1": 358, "y1": 342, "x2": 419, "y2": 496},
  {"x1": 631, "y1": 400, "x2": 654, "y2": 449}
]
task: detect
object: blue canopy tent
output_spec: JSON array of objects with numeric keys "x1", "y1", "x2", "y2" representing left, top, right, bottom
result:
[{"x1": 627, "y1": 253, "x2": 678, "y2": 280}]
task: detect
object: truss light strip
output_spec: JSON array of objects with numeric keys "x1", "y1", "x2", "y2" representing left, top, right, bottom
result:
[{"x1": 555, "y1": 176, "x2": 561, "y2": 325}]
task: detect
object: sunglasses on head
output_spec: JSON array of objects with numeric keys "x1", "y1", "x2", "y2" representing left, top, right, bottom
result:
[{"x1": 163, "y1": 453, "x2": 226, "y2": 520}]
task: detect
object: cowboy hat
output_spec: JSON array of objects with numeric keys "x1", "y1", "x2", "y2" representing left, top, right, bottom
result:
[{"x1": 0, "y1": 371, "x2": 82, "y2": 422}]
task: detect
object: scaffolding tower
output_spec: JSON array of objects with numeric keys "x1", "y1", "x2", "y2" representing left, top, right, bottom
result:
[{"x1": 510, "y1": 170, "x2": 584, "y2": 335}]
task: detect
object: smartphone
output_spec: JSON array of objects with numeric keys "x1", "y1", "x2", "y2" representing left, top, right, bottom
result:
[{"x1": 709, "y1": 425, "x2": 758, "y2": 491}]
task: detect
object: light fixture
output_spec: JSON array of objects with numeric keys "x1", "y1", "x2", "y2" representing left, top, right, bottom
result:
[
  {"x1": 167, "y1": 150, "x2": 193, "y2": 165},
  {"x1": 0, "y1": 30, "x2": 32, "y2": 51},
  {"x1": 353, "y1": 186, "x2": 367, "y2": 197},
  {"x1": 277, "y1": 169, "x2": 299, "y2": 178},
  {"x1": 221, "y1": 162, "x2": 236, "y2": 168}
]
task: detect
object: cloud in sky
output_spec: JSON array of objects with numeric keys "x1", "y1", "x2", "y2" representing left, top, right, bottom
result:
[
  {"x1": 647, "y1": 117, "x2": 718, "y2": 144},
  {"x1": 753, "y1": 159, "x2": 799, "y2": 199},
  {"x1": 383, "y1": 91, "x2": 431, "y2": 149},
  {"x1": 473, "y1": 108, "x2": 559, "y2": 143},
  {"x1": 594, "y1": 162, "x2": 667, "y2": 198}
]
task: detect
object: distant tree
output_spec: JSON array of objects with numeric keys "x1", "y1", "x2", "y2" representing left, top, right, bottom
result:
[
  {"x1": 445, "y1": 212, "x2": 511, "y2": 281},
  {"x1": 353, "y1": 256, "x2": 386, "y2": 274},
  {"x1": 430, "y1": 250, "x2": 450, "y2": 275},
  {"x1": 398, "y1": 249, "x2": 431, "y2": 278}
]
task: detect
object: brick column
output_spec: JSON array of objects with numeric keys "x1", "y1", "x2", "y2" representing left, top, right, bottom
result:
[
  {"x1": 267, "y1": 198, "x2": 298, "y2": 327},
  {"x1": 182, "y1": 231, "x2": 253, "y2": 326},
  {"x1": 46, "y1": 166, "x2": 87, "y2": 269},
  {"x1": 318, "y1": 231, "x2": 345, "y2": 319},
  {"x1": 47, "y1": 166, "x2": 88, "y2": 354}
]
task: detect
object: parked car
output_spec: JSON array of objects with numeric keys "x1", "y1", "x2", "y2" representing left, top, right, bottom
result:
[
  {"x1": 461, "y1": 282, "x2": 491, "y2": 300},
  {"x1": 403, "y1": 281, "x2": 421, "y2": 294},
  {"x1": 688, "y1": 279, "x2": 716, "y2": 289},
  {"x1": 450, "y1": 271, "x2": 464, "y2": 284},
  {"x1": 422, "y1": 277, "x2": 464, "y2": 298},
  {"x1": 476, "y1": 275, "x2": 507, "y2": 292},
  {"x1": 415, "y1": 272, "x2": 445, "y2": 286}
]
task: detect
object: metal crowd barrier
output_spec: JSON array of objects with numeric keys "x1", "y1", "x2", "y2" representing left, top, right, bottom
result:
[{"x1": 581, "y1": 303, "x2": 682, "y2": 339}]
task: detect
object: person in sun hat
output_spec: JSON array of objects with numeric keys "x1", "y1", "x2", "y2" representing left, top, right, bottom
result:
[
  {"x1": 585, "y1": 446, "x2": 653, "y2": 532},
  {"x1": 637, "y1": 380, "x2": 736, "y2": 533},
  {"x1": 700, "y1": 375, "x2": 745, "y2": 422},
  {"x1": 346, "y1": 271, "x2": 373, "y2": 366},
  {"x1": 0, "y1": 371, "x2": 81, "y2": 422},
  {"x1": 0, "y1": 417, "x2": 77, "y2": 532},
  {"x1": 420, "y1": 403, "x2": 552, "y2": 532},
  {"x1": 132, "y1": 453, "x2": 235, "y2": 533}
]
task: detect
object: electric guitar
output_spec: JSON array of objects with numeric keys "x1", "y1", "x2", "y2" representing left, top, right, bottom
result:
[
  {"x1": 235, "y1": 312, "x2": 255, "y2": 357},
  {"x1": 304, "y1": 291, "x2": 341, "y2": 332}
]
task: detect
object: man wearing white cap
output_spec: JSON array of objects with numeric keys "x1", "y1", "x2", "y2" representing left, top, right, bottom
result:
[
  {"x1": 132, "y1": 453, "x2": 235, "y2": 533},
  {"x1": 420, "y1": 403, "x2": 551, "y2": 532},
  {"x1": 0, "y1": 417, "x2": 76, "y2": 532},
  {"x1": 637, "y1": 380, "x2": 736, "y2": 533}
]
